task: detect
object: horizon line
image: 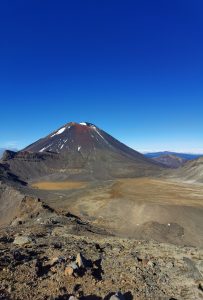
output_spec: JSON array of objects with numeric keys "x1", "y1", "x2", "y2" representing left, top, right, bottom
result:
[{"x1": 0, "y1": 146, "x2": 203, "y2": 155}]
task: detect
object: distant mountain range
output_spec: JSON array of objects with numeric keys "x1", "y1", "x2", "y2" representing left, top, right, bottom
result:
[{"x1": 144, "y1": 151, "x2": 203, "y2": 161}]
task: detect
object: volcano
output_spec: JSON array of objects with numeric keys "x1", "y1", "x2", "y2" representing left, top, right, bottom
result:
[{"x1": 2, "y1": 122, "x2": 162, "y2": 180}]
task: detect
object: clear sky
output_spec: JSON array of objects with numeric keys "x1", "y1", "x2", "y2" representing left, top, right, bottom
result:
[{"x1": 0, "y1": 1, "x2": 203, "y2": 153}]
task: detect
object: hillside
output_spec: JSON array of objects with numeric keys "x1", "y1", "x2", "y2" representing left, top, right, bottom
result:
[
  {"x1": 171, "y1": 156, "x2": 203, "y2": 183},
  {"x1": 153, "y1": 154, "x2": 186, "y2": 168}
]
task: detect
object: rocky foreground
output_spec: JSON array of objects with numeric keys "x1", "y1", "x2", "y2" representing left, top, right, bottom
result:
[{"x1": 0, "y1": 206, "x2": 203, "y2": 300}]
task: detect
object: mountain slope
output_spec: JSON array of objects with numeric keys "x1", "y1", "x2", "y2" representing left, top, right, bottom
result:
[
  {"x1": 172, "y1": 156, "x2": 203, "y2": 183},
  {"x1": 0, "y1": 148, "x2": 4, "y2": 158},
  {"x1": 0, "y1": 163, "x2": 26, "y2": 186},
  {"x1": 0, "y1": 148, "x2": 18, "y2": 159},
  {"x1": 153, "y1": 154, "x2": 186, "y2": 168},
  {"x1": 2, "y1": 122, "x2": 162, "y2": 180},
  {"x1": 0, "y1": 162, "x2": 28, "y2": 226}
]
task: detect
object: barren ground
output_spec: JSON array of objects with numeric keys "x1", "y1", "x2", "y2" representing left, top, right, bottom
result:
[
  {"x1": 30, "y1": 177, "x2": 203, "y2": 248},
  {"x1": 0, "y1": 218, "x2": 203, "y2": 300},
  {"x1": 1, "y1": 176, "x2": 203, "y2": 299},
  {"x1": 32, "y1": 181, "x2": 87, "y2": 190}
]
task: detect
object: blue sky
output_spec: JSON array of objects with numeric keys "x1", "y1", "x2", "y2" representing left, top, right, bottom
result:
[{"x1": 0, "y1": 0, "x2": 203, "y2": 153}]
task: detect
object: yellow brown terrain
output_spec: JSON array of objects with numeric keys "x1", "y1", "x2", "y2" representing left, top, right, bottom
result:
[
  {"x1": 30, "y1": 177, "x2": 203, "y2": 248},
  {"x1": 32, "y1": 181, "x2": 88, "y2": 190}
]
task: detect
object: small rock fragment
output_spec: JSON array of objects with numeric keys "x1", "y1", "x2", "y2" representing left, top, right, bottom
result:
[
  {"x1": 142, "y1": 258, "x2": 149, "y2": 266},
  {"x1": 13, "y1": 236, "x2": 31, "y2": 246},
  {"x1": 13, "y1": 250, "x2": 24, "y2": 261},
  {"x1": 70, "y1": 261, "x2": 78, "y2": 270},
  {"x1": 65, "y1": 266, "x2": 74, "y2": 276},
  {"x1": 76, "y1": 253, "x2": 86, "y2": 268},
  {"x1": 147, "y1": 260, "x2": 155, "y2": 268},
  {"x1": 110, "y1": 292, "x2": 125, "y2": 300},
  {"x1": 50, "y1": 257, "x2": 59, "y2": 265},
  {"x1": 69, "y1": 296, "x2": 78, "y2": 300},
  {"x1": 198, "y1": 282, "x2": 203, "y2": 292}
]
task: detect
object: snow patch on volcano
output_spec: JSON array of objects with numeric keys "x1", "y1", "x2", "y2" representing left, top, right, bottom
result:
[
  {"x1": 39, "y1": 145, "x2": 51, "y2": 152},
  {"x1": 51, "y1": 127, "x2": 66, "y2": 137},
  {"x1": 93, "y1": 127, "x2": 105, "y2": 141}
]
